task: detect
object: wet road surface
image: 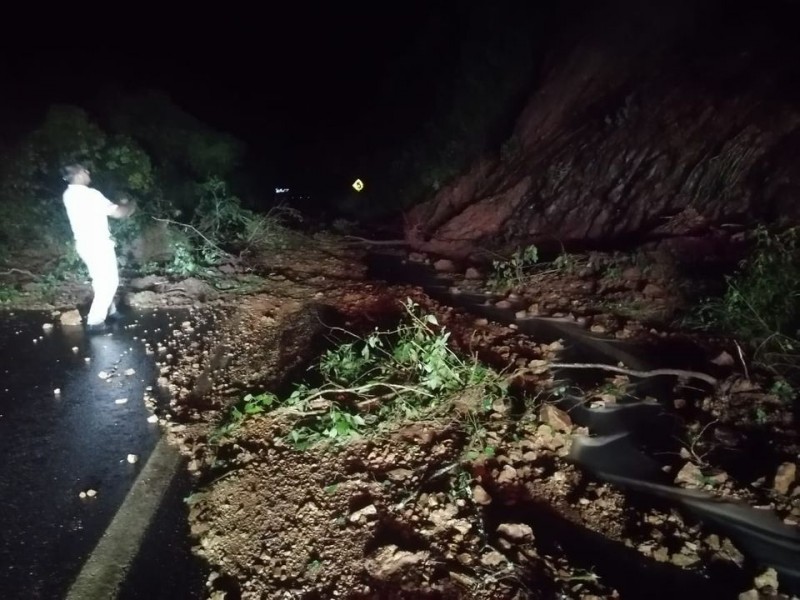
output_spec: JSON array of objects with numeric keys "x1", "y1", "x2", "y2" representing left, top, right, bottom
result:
[{"x1": 0, "y1": 310, "x2": 206, "y2": 599}]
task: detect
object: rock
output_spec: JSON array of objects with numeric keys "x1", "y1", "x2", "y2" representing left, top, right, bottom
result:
[
  {"x1": 349, "y1": 504, "x2": 378, "y2": 523},
  {"x1": 675, "y1": 462, "x2": 704, "y2": 488},
  {"x1": 497, "y1": 523, "x2": 534, "y2": 542},
  {"x1": 386, "y1": 468, "x2": 414, "y2": 482},
  {"x1": 408, "y1": 252, "x2": 427, "y2": 263},
  {"x1": 472, "y1": 485, "x2": 492, "y2": 505},
  {"x1": 773, "y1": 462, "x2": 796, "y2": 495},
  {"x1": 480, "y1": 551, "x2": 506, "y2": 568},
  {"x1": 705, "y1": 534, "x2": 721, "y2": 551},
  {"x1": 128, "y1": 275, "x2": 167, "y2": 291},
  {"x1": 622, "y1": 267, "x2": 643, "y2": 282},
  {"x1": 539, "y1": 404, "x2": 572, "y2": 432},
  {"x1": 433, "y1": 259, "x2": 456, "y2": 273},
  {"x1": 670, "y1": 552, "x2": 699, "y2": 567},
  {"x1": 497, "y1": 465, "x2": 518, "y2": 484},
  {"x1": 495, "y1": 300, "x2": 513, "y2": 310},
  {"x1": 456, "y1": 553, "x2": 473, "y2": 566},
  {"x1": 127, "y1": 290, "x2": 160, "y2": 307},
  {"x1": 642, "y1": 283, "x2": 666, "y2": 298},
  {"x1": 59, "y1": 309, "x2": 82, "y2": 327},
  {"x1": 449, "y1": 571, "x2": 477, "y2": 589},
  {"x1": 719, "y1": 538, "x2": 745, "y2": 566},
  {"x1": 754, "y1": 567, "x2": 779, "y2": 591},
  {"x1": 652, "y1": 547, "x2": 669, "y2": 562},
  {"x1": 738, "y1": 590, "x2": 760, "y2": 600},
  {"x1": 464, "y1": 267, "x2": 482, "y2": 280},
  {"x1": 710, "y1": 351, "x2": 735, "y2": 367},
  {"x1": 364, "y1": 545, "x2": 428, "y2": 580}
]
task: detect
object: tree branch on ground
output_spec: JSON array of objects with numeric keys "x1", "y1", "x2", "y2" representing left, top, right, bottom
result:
[{"x1": 547, "y1": 362, "x2": 718, "y2": 387}]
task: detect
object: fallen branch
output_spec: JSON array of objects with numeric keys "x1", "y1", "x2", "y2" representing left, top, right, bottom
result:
[
  {"x1": 343, "y1": 236, "x2": 409, "y2": 246},
  {"x1": 734, "y1": 341, "x2": 750, "y2": 381},
  {"x1": 548, "y1": 362, "x2": 718, "y2": 387},
  {"x1": 0, "y1": 268, "x2": 40, "y2": 278},
  {"x1": 150, "y1": 216, "x2": 232, "y2": 259}
]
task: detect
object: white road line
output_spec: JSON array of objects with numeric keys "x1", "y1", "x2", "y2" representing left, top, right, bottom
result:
[{"x1": 66, "y1": 437, "x2": 181, "y2": 600}]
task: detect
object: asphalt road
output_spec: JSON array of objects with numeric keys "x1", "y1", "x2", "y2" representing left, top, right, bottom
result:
[{"x1": 0, "y1": 310, "x2": 206, "y2": 600}]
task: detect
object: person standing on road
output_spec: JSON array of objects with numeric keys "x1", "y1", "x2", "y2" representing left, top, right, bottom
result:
[{"x1": 61, "y1": 164, "x2": 136, "y2": 332}]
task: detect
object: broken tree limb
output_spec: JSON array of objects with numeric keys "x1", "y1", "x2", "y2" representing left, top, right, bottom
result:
[
  {"x1": 343, "y1": 236, "x2": 409, "y2": 246},
  {"x1": 548, "y1": 362, "x2": 718, "y2": 387},
  {"x1": 0, "y1": 268, "x2": 40, "y2": 278}
]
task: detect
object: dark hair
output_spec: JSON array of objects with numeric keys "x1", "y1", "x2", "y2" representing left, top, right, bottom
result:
[{"x1": 61, "y1": 163, "x2": 88, "y2": 184}]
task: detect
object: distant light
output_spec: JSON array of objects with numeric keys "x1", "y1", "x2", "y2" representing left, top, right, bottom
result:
[
  {"x1": 275, "y1": 187, "x2": 290, "y2": 194},
  {"x1": 352, "y1": 179, "x2": 364, "y2": 192}
]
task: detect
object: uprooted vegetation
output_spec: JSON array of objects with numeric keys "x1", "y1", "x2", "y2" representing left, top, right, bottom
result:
[{"x1": 211, "y1": 299, "x2": 510, "y2": 450}]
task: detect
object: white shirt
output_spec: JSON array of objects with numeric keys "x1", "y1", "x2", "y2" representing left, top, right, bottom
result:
[{"x1": 62, "y1": 184, "x2": 116, "y2": 246}]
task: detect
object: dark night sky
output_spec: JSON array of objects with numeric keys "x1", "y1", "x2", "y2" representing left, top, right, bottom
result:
[{"x1": 0, "y1": 4, "x2": 466, "y2": 186}]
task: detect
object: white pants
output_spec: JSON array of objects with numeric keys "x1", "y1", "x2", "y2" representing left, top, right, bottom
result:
[{"x1": 76, "y1": 240, "x2": 119, "y2": 326}]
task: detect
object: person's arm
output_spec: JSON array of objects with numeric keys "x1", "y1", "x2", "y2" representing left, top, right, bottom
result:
[
  {"x1": 95, "y1": 189, "x2": 136, "y2": 219},
  {"x1": 108, "y1": 198, "x2": 136, "y2": 219}
]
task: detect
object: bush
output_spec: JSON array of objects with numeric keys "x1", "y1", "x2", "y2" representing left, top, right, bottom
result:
[{"x1": 692, "y1": 226, "x2": 800, "y2": 374}]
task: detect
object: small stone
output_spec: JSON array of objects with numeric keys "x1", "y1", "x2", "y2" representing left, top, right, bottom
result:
[
  {"x1": 738, "y1": 590, "x2": 760, "y2": 600},
  {"x1": 642, "y1": 283, "x2": 666, "y2": 298},
  {"x1": 670, "y1": 553, "x2": 699, "y2": 567},
  {"x1": 349, "y1": 504, "x2": 378, "y2": 523},
  {"x1": 497, "y1": 465, "x2": 517, "y2": 484},
  {"x1": 464, "y1": 267, "x2": 482, "y2": 280},
  {"x1": 86, "y1": 489, "x2": 97, "y2": 498},
  {"x1": 652, "y1": 547, "x2": 669, "y2": 562},
  {"x1": 590, "y1": 324, "x2": 606, "y2": 334},
  {"x1": 127, "y1": 454, "x2": 138, "y2": 464},
  {"x1": 124, "y1": 368, "x2": 136, "y2": 376},
  {"x1": 622, "y1": 267, "x2": 643, "y2": 282},
  {"x1": 59, "y1": 309, "x2": 82, "y2": 327},
  {"x1": 497, "y1": 523, "x2": 534, "y2": 542},
  {"x1": 480, "y1": 551, "x2": 505, "y2": 567},
  {"x1": 539, "y1": 404, "x2": 572, "y2": 432},
  {"x1": 53, "y1": 388, "x2": 61, "y2": 396},
  {"x1": 449, "y1": 571, "x2": 476, "y2": 589},
  {"x1": 710, "y1": 351, "x2": 735, "y2": 367},
  {"x1": 472, "y1": 485, "x2": 491, "y2": 505},
  {"x1": 42, "y1": 323, "x2": 54, "y2": 332},
  {"x1": 495, "y1": 300, "x2": 513, "y2": 310},
  {"x1": 364, "y1": 545, "x2": 428, "y2": 580},
  {"x1": 147, "y1": 414, "x2": 158, "y2": 424},
  {"x1": 675, "y1": 462, "x2": 703, "y2": 488},
  {"x1": 456, "y1": 553, "x2": 473, "y2": 566},
  {"x1": 773, "y1": 462, "x2": 797, "y2": 495},
  {"x1": 515, "y1": 310, "x2": 527, "y2": 319},
  {"x1": 114, "y1": 398, "x2": 128, "y2": 405},
  {"x1": 386, "y1": 468, "x2": 414, "y2": 482},
  {"x1": 474, "y1": 318, "x2": 489, "y2": 327},
  {"x1": 79, "y1": 491, "x2": 86, "y2": 499},
  {"x1": 433, "y1": 259, "x2": 456, "y2": 273},
  {"x1": 754, "y1": 567, "x2": 779, "y2": 591}
]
